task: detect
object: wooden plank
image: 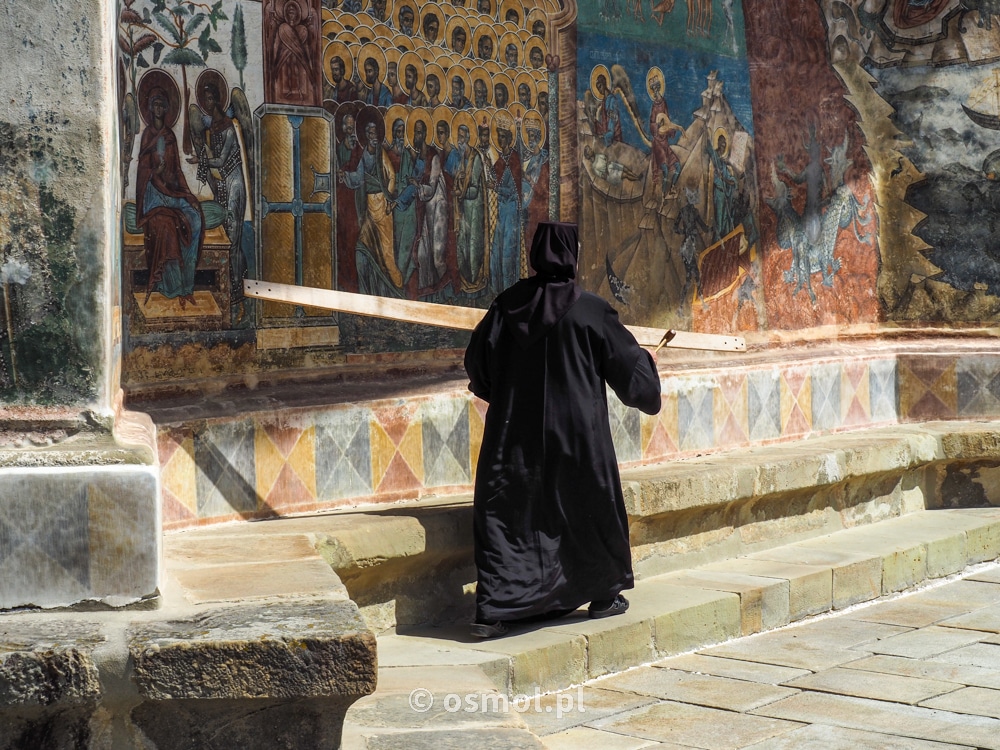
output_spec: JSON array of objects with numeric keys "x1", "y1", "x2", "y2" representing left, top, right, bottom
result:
[{"x1": 243, "y1": 280, "x2": 746, "y2": 352}]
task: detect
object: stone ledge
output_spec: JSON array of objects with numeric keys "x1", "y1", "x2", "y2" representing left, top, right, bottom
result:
[
  {"x1": 129, "y1": 600, "x2": 377, "y2": 701},
  {"x1": 167, "y1": 420, "x2": 1000, "y2": 631}
]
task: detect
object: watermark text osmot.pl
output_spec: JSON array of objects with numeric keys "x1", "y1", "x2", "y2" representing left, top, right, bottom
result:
[{"x1": 409, "y1": 687, "x2": 586, "y2": 719}]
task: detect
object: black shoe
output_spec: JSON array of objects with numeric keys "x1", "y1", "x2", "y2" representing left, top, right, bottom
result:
[
  {"x1": 470, "y1": 619, "x2": 510, "y2": 638},
  {"x1": 588, "y1": 594, "x2": 629, "y2": 619}
]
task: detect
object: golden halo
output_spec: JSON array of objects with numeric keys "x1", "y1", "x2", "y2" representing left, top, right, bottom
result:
[
  {"x1": 384, "y1": 103, "x2": 409, "y2": 143},
  {"x1": 499, "y1": 0, "x2": 524, "y2": 26},
  {"x1": 394, "y1": 1, "x2": 418, "y2": 33},
  {"x1": 424, "y1": 61, "x2": 447, "y2": 100},
  {"x1": 445, "y1": 15, "x2": 472, "y2": 55},
  {"x1": 398, "y1": 51, "x2": 425, "y2": 93},
  {"x1": 526, "y1": 8, "x2": 547, "y2": 39},
  {"x1": 499, "y1": 31, "x2": 522, "y2": 69},
  {"x1": 322, "y1": 19, "x2": 344, "y2": 39},
  {"x1": 416, "y1": 45, "x2": 438, "y2": 63},
  {"x1": 524, "y1": 37, "x2": 546, "y2": 70},
  {"x1": 452, "y1": 109, "x2": 478, "y2": 143},
  {"x1": 500, "y1": 20, "x2": 520, "y2": 35},
  {"x1": 393, "y1": 33, "x2": 415, "y2": 52},
  {"x1": 473, "y1": 0, "x2": 496, "y2": 22},
  {"x1": 406, "y1": 107, "x2": 432, "y2": 149},
  {"x1": 483, "y1": 60, "x2": 503, "y2": 76},
  {"x1": 472, "y1": 24, "x2": 498, "y2": 61},
  {"x1": 337, "y1": 30, "x2": 361, "y2": 46},
  {"x1": 646, "y1": 66, "x2": 665, "y2": 101},
  {"x1": 353, "y1": 24, "x2": 376, "y2": 44},
  {"x1": 137, "y1": 69, "x2": 181, "y2": 127},
  {"x1": 432, "y1": 104, "x2": 455, "y2": 146},
  {"x1": 364, "y1": 0, "x2": 392, "y2": 24},
  {"x1": 520, "y1": 108, "x2": 546, "y2": 154},
  {"x1": 418, "y1": 4, "x2": 446, "y2": 45},
  {"x1": 324, "y1": 41, "x2": 354, "y2": 89},
  {"x1": 530, "y1": 68, "x2": 547, "y2": 84},
  {"x1": 491, "y1": 71, "x2": 515, "y2": 109},
  {"x1": 357, "y1": 43, "x2": 388, "y2": 87},
  {"x1": 590, "y1": 64, "x2": 611, "y2": 102},
  {"x1": 714, "y1": 127, "x2": 730, "y2": 155},
  {"x1": 470, "y1": 66, "x2": 493, "y2": 106},
  {"x1": 446, "y1": 64, "x2": 473, "y2": 106},
  {"x1": 322, "y1": 7, "x2": 335, "y2": 22},
  {"x1": 339, "y1": 13, "x2": 361, "y2": 30},
  {"x1": 513, "y1": 71, "x2": 535, "y2": 108}
]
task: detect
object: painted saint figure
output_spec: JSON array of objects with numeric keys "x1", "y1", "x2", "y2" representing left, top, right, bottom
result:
[
  {"x1": 267, "y1": 0, "x2": 318, "y2": 105},
  {"x1": 411, "y1": 120, "x2": 453, "y2": 298},
  {"x1": 343, "y1": 118, "x2": 403, "y2": 296},
  {"x1": 136, "y1": 86, "x2": 204, "y2": 308},
  {"x1": 193, "y1": 80, "x2": 252, "y2": 323},
  {"x1": 706, "y1": 129, "x2": 739, "y2": 240},
  {"x1": 490, "y1": 119, "x2": 523, "y2": 294},
  {"x1": 453, "y1": 122, "x2": 488, "y2": 294},
  {"x1": 593, "y1": 73, "x2": 624, "y2": 146}
]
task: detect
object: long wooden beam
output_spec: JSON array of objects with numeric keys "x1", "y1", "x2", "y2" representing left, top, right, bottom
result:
[{"x1": 243, "y1": 280, "x2": 746, "y2": 352}]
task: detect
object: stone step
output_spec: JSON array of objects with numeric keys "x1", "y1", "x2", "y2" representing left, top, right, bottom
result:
[
  {"x1": 370, "y1": 507, "x2": 1000, "y2": 702},
  {"x1": 339, "y1": 509, "x2": 1000, "y2": 748}
]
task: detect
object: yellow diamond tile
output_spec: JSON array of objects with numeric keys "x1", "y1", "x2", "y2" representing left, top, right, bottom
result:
[
  {"x1": 255, "y1": 425, "x2": 287, "y2": 500},
  {"x1": 469, "y1": 403, "x2": 485, "y2": 482},
  {"x1": 161, "y1": 436, "x2": 197, "y2": 514},
  {"x1": 370, "y1": 421, "x2": 396, "y2": 489},
  {"x1": 287, "y1": 425, "x2": 317, "y2": 499},
  {"x1": 399, "y1": 422, "x2": 425, "y2": 485}
]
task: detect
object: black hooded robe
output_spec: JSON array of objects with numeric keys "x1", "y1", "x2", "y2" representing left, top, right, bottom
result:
[{"x1": 464, "y1": 222, "x2": 662, "y2": 622}]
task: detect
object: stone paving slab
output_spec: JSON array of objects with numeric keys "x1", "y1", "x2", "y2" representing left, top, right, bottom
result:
[
  {"x1": 698, "y1": 629, "x2": 878, "y2": 672},
  {"x1": 842, "y1": 653, "x2": 1000, "y2": 690},
  {"x1": 740, "y1": 723, "x2": 974, "y2": 750},
  {"x1": 751, "y1": 691, "x2": 1000, "y2": 748},
  {"x1": 363, "y1": 727, "x2": 546, "y2": 749},
  {"x1": 590, "y1": 700, "x2": 803, "y2": 750},
  {"x1": 863, "y1": 625, "x2": 988, "y2": 659},
  {"x1": 780, "y1": 666, "x2": 959, "y2": 705},
  {"x1": 539, "y1": 726, "x2": 669, "y2": 749},
  {"x1": 516, "y1": 686, "x2": 657, "y2": 737},
  {"x1": 650, "y1": 653, "x2": 811, "y2": 685},
  {"x1": 931, "y1": 642, "x2": 1000, "y2": 670},
  {"x1": 937, "y1": 602, "x2": 1000, "y2": 632},
  {"x1": 596, "y1": 667, "x2": 800, "y2": 712},
  {"x1": 971, "y1": 566, "x2": 1000, "y2": 584},
  {"x1": 919, "y1": 685, "x2": 1000, "y2": 719}
]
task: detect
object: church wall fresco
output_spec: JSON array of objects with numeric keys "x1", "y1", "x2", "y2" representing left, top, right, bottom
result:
[
  {"x1": 116, "y1": 0, "x2": 1000, "y2": 394},
  {"x1": 575, "y1": 0, "x2": 763, "y2": 335},
  {"x1": 814, "y1": 0, "x2": 1000, "y2": 324}
]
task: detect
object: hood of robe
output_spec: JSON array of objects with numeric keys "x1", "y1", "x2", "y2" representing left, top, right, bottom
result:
[{"x1": 498, "y1": 221, "x2": 583, "y2": 348}]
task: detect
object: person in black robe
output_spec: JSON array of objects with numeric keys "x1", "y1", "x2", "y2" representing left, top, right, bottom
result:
[{"x1": 464, "y1": 221, "x2": 662, "y2": 638}]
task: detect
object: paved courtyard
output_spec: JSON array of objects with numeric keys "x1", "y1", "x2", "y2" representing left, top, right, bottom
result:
[{"x1": 530, "y1": 563, "x2": 1000, "y2": 749}]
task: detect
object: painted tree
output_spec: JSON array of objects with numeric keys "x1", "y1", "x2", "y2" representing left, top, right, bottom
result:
[
  {"x1": 231, "y1": 2, "x2": 248, "y2": 92},
  {"x1": 121, "y1": 0, "x2": 229, "y2": 154}
]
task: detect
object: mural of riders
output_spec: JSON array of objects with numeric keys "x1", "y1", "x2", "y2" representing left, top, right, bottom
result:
[
  {"x1": 577, "y1": 0, "x2": 763, "y2": 334},
  {"x1": 317, "y1": 0, "x2": 555, "y2": 307}
]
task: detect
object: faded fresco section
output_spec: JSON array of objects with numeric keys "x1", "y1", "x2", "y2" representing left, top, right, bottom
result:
[
  {"x1": 745, "y1": 0, "x2": 879, "y2": 331},
  {"x1": 575, "y1": 0, "x2": 765, "y2": 335},
  {"x1": 815, "y1": 0, "x2": 1000, "y2": 323}
]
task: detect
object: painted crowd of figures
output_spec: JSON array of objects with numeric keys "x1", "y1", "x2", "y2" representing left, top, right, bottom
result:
[{"x1": 314, "y1": 0, "x2": 555, "y2": 302}]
